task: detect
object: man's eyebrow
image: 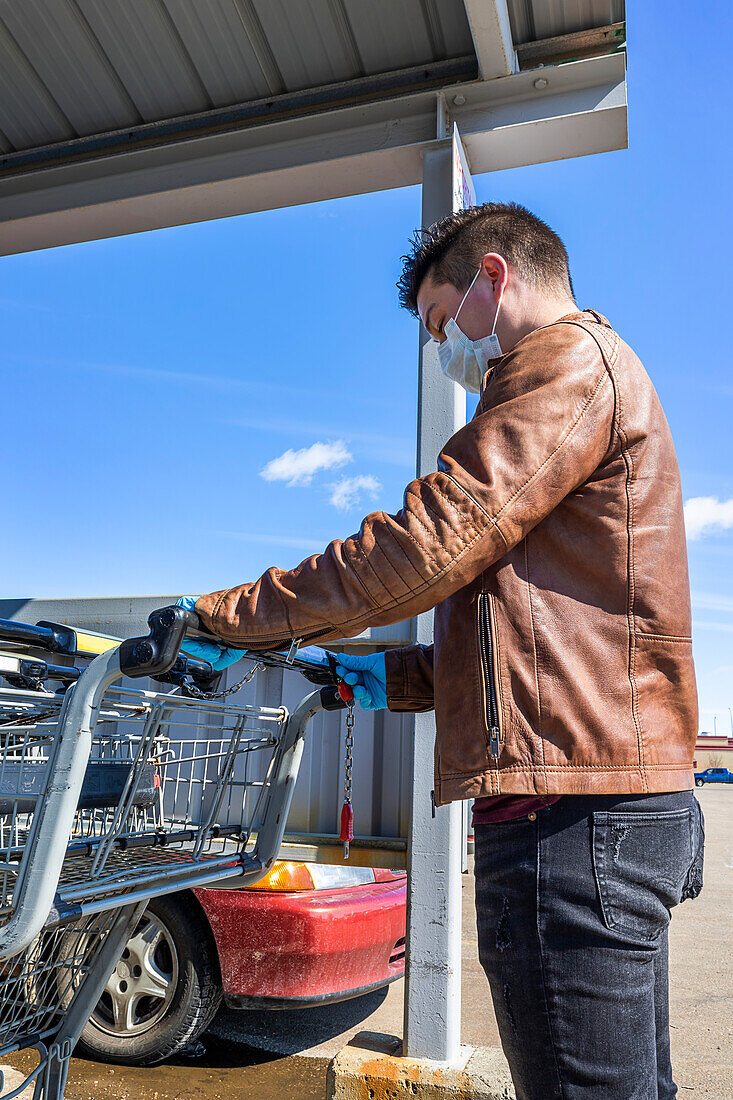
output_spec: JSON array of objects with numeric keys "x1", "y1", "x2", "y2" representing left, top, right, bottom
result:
[{"x1": 425, "y1": 303, "x2": 438, "y2": 330}]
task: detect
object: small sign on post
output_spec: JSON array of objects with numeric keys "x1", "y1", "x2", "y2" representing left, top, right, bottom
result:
[{"x1": 452, "y1": 123, "x2": 476, "y2": 213}]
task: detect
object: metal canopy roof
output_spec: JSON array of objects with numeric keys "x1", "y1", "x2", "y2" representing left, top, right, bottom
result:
[
  {"x1": 0, "y1": 0, "x2": 477, "y2": 153},
  {"x1": 0, "y1": 1, "x2": 626, "y2": 254}
]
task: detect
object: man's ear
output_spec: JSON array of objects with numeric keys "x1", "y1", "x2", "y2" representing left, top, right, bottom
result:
[{"x1": 480, "y1": 253, "x2": 508, "y2": 295}]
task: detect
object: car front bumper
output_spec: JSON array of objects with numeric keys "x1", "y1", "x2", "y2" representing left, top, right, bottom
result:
[{"x1": 195, "y1": 877, "x2": 406, "y2": 1007}]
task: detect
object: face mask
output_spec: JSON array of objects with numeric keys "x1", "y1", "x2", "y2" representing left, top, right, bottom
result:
[{"x1": 436, "y1": 265, "x2": 504, "y2": 394}]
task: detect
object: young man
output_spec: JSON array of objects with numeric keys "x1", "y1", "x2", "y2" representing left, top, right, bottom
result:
[{"x1": 182, "y1": 203, "x2": 703, "y2": 1099}]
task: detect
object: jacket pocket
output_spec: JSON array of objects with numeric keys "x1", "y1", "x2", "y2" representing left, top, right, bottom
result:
[
  {"x1": 591, "y1": 809, "x2": 693, "y2": 943},
  {"x1": 476, "y1": 592, "x2": 503, "y2": 760}
]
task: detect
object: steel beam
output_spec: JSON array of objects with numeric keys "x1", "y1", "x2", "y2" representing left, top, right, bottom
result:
[
  {"x1": 461, "y1": 0, "x2": 517, "y2": 79},
  {"x1": 402, "y1": 143, "x2": 465, "y2": 1063},
  {"x1": 0, "y1": 53, "x2": 626, "y2": 255},
  {"x1": 516, "y1": 22, "x2": 626, "y2": 69}
]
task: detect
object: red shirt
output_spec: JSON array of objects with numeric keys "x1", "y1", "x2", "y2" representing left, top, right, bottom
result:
[{"x1": 472, "y1": 795, "x2": 561, "y2": 825}]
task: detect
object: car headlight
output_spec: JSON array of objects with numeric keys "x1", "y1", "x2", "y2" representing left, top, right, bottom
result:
[{"x1": 246, "y1": 860, "x2": 377, "y2": 892}]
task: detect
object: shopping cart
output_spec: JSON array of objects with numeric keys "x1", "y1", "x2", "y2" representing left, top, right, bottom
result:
[{"x1": 0, "y1": 605, "x2": 349, "y2": 1099}]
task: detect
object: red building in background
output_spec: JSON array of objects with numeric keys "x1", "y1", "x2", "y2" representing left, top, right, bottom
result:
[{"x1": 694, "y1": 733, "x2": 733, "y2": 770}]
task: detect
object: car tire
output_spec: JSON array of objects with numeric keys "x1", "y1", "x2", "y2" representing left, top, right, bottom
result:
[
  {"x1": 695, "y1": 778, "x2": 705, "y2": 787},
  {"x1": 71, "y1": 892, "x2": 222, "y2": 1067}
]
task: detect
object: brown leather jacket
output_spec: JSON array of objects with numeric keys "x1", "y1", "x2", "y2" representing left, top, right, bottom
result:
[{"x1": 196, "y1": 310, "x2": 697, "y2": 805}]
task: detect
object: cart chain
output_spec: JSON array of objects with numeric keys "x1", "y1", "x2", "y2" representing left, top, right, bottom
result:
[
  {"x1": 343, "y1": 703, "x2": 355, "y2": 805},
  {"x1": 184, "y1": 660, "x2": 265, "y2": 701},
  {"x1": 340, "y1": 702, "x2": 356, "y2": 857}
]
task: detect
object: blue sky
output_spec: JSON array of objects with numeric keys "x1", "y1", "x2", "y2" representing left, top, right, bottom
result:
[{"x1": 1, "y1": 3, "x2": 731, "y2": 734}]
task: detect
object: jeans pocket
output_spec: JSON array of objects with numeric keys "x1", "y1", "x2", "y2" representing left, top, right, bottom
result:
[
  {"x1": 681, "y1": 796, "x2": 705, "y2": 902},
  {"x1": 592, "y1": 809, "x2": 693, "y2": 942}
]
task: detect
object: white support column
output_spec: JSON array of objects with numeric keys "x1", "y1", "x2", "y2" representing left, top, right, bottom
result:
[{"x1": 403, "y1": 141, "x2": 467, "y2": 1062}]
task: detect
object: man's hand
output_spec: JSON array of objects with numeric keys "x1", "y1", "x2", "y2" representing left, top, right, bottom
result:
[
  {"x1": 175, "y1": 596, "x2": 247, "y2": 671},
  {"x1": 333, "y1": 653, "x2": 387, "y2": 711}
]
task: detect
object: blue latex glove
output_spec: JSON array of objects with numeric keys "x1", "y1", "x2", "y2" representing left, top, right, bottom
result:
[
  {"x1": 175, "y1": 596, "x2": 248, "y2": 671},
  {"x1": 333, "y1": 652, "x2": 387, "y2": 711}
]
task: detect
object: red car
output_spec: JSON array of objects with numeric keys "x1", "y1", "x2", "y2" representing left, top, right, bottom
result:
[{"x1": 73, "y1": 861, "x2": 407, "y2": 1065}]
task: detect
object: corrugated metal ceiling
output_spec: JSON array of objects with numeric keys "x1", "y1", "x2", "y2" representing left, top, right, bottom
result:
[
  {"x1": 0, "y1": 0, "x2": 625, "y2": 157},
  {"x1": 508, "y1": 1, "x2": 625, "y2": 45}
]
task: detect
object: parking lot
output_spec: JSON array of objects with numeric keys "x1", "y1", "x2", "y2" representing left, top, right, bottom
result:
[{"x1": 4, "y1": 786, "x2": 731, "y2": 1099}]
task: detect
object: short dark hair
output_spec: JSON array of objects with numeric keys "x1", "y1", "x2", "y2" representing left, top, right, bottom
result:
[{"x1": 397, "y1": 201, "x2": 574, "y2": 317}]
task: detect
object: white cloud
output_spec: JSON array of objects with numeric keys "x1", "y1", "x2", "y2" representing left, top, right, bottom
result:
[
  {"x1": 329, "y1": 475, "x2": 381, "y2": 511},
  {"x1": 217, "y1": 531, "x2": 326, "y2": 552},
  {"x1": 691, "y1": 620, "x2": 733, "y2": 634},
  {"x1": 684, "y1": 496, "x2": 733, "y2": 541},
  {"x1": 691, "y1": 591, "x2": 733, "y2": 614},
  {"x1": 260, "y1": 440, "x2": 350, "y2": 487},
  {"x1": 8, "y1": 350, "x2": 297, "y2": 396}
]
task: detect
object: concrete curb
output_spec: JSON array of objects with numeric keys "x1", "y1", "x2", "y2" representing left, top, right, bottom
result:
[
  {"x1": 0, "y1": 1065, "x2": 34, "y2": 1099},
  {"x1": 326, "y1": 1031, "x2": 515, "y2": 1099}
]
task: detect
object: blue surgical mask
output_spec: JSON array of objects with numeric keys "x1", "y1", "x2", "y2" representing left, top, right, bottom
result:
[{"x1": 436, "y1": 266, "x2": 504, "y2": 394}]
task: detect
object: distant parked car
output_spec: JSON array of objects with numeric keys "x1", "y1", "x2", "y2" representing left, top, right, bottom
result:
[{"x1": 694, "y1": 767, "x2": 733, "y2": 786}]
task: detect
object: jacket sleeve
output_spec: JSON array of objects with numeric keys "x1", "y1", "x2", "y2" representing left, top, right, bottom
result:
[
  {"x1": 385, "y1": 644, "x2": 435, "y2": 713},
  {"x1": 195, "y1": 323, "x2": 615, "y2": 649}
]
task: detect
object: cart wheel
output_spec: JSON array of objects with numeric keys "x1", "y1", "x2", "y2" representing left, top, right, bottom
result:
[
  {"x1": 695, "y1": 777, "x2": 705, "y2": 787},
  {"x1": 71, "y1": 892, "x2": 222, "y2": 1067}
]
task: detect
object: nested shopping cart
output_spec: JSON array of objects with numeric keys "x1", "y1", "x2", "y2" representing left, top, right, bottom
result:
[{"x1": 0, "y1": 605, "x2": 349, "y2": 1099}]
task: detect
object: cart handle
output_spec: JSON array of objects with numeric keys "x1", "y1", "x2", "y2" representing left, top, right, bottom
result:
[
  {"x1": 0, "y1": 612, "x2": 221, "y2": 695},
  {"x1": 119, "y1": 607, "x2": 355, "y2": 706},
  {"x1": 119, "y1": 605, "x2": 200, "y2": 680},
  {"x1": 0, "y1": 617, "x2": 76, "y2": 654}
]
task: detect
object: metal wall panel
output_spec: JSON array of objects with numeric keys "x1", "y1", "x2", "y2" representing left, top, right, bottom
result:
[
  {"x1": 75, "y1": 0, "x2": 212, "y2": 121},
  {"x1": 433, "y1": 0, "x2": 477, "y2": 58},
  {"x1": 253, "y1": 0, "x2": 360, "y2": 90},
  {"x1": 0, "y1": 15, "x2": 75, "y2": 150},
  {"x1": 161, "y1": 0, "x2": 283, "y2": 103},
  {"x1": 0, "y1": 0, "x2": 139, "y2": 137},
  {"x1": 507, "y1": 0, "x2": 625, "y2": 45},
  {"x1": 343, "y1": 0, "x2": 446, "y2": 75}
]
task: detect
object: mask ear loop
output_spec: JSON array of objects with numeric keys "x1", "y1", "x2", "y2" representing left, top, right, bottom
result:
[
  {"x1": 454, "y1": 264, "x2": 505, "y2": 334},
  {"x1": 491, "y1": 278, "x2": 505, "y2": 336},
  {"x1": 453, "y1": 266, "x2": 483, "y2": 325}
]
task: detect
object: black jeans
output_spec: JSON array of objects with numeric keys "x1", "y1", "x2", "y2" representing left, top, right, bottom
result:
[{"x1": 474, "y1": 791, "x2": 705, "y2": 1100}]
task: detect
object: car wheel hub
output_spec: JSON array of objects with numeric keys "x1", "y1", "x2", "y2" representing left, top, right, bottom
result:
[{"x1": 92, "y1": 912, "x2": 179, "y2": 1037}]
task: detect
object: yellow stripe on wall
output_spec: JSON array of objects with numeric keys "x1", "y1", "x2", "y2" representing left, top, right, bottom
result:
[{"x1": 73, "y1": 630, "x2": 120, "y2": 656}]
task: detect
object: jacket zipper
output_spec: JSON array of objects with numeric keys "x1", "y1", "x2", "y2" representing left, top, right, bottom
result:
[
  {"x1": 218, "y1": 625, "x2": 333, "y2": 650},
  {"x1": 477, "y1": 592, "x2": 502, "y2": 759}
]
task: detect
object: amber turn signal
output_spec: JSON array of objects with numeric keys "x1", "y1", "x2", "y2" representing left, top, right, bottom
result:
[{"x1": 244, "y1": 861, "x2": 317, "y2": 892}]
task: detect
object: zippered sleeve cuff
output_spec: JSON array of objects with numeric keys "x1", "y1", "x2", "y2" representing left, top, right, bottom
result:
[{"x1": 385, "y1": 644, "x2": 435, "y2": 713}]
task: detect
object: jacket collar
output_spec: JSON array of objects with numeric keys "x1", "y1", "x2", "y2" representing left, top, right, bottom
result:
[
  {"x1": 558, "y1": 308, "x2": 612, "y2": 328},
  {"x1": 479, "y1": 308, "x2": 612, "y2": 395}
]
